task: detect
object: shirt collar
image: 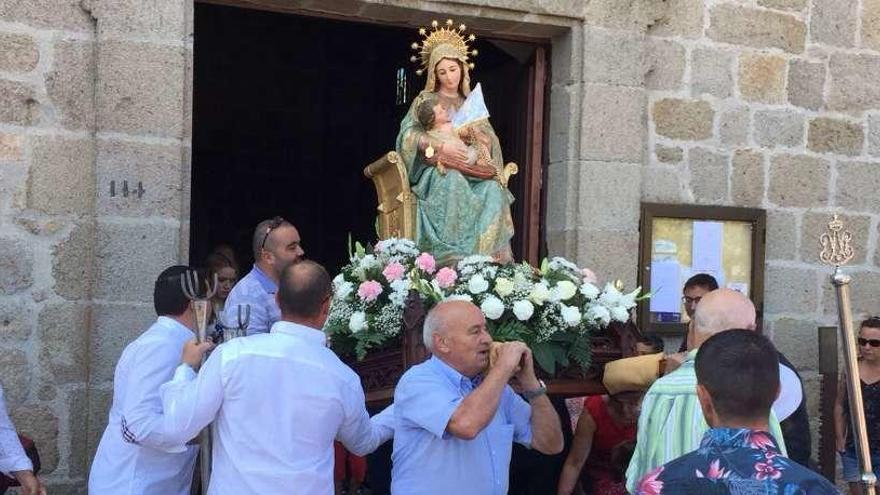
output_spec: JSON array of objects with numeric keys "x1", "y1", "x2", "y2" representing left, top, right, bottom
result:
[
  {"x1": 271, "y1": 321, "x2": 327, "y2": 347},
  {"x1": 699, "y1": 427, "x2": 781, "y2": 453},
  {"x1": 429, "y1": 355, "x2": 481, "y2": 391},
  {"x1": 156, "y1": 315, "x2": 195, "y2": 336},
  {"x1": 250, "y1": 265, "x2": 278, "y2": 294}
]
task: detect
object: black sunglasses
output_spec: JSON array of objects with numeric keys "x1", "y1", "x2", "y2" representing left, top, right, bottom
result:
[
  {"x1": 858, "y1": 338, "x2": 880, "y2": 348},
  {"x1": 260, "y1": 216, "x2": 286, "y2": 251}
]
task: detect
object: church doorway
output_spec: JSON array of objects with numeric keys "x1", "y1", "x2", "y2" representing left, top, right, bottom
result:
[{"x1": 188, "y1": 2, "x2": 549, "y2": 275}]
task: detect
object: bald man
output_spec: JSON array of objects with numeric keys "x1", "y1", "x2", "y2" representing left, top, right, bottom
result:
[
  {"x1": 388, "y1": 300, "x2": 563, "y2": 495},
  {"x1": 625, "y1": 289, "x2": 790, "y2": 492}
]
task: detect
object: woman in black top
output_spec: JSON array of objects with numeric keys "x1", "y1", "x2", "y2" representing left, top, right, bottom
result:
[{"x1": 835, "y1": 317, "x2": 880, "y2": 495}]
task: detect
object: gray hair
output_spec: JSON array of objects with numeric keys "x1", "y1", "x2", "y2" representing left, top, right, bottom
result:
[{"x1": 422, "y1": 301, "x2": 450, "y2": 351}]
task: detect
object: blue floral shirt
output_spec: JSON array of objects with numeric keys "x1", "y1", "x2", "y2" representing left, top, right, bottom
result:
[{"x1": 634, "y1": 427, "x2": 839, "y2": 495}]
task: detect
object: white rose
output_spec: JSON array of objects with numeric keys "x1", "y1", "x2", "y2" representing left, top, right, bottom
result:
[
  {"x1": 494, "y1": 277, "x2": 515, "y2": 298},
  {"x1": 480, "y1": 296, "x2": 505, "y2": 320},
  {"x1": 468, "y1": 274, "x2": 489, "y2": 294},
  {"x1": 586, "y1": 305, "x2": 611, "y2": 327},
  {"x1": 529, "y1": 282, "x2": 551, "y2": 305},
  {"x1": 349, "y1": 311, "x2": 368, "y2": 333},
  {"x1": 445, "y1": 294, "x2": 473, "y2": 303},
  {"x1": 332, "y1": 273, "x2": 345, "y2": 288},
  {"x1": 579, "y1": 282, "x2": 600, "y2": 300},
  {"x1": 512, "y1": 300, "x2": 535, "y2": 321},
  {"x1": 610, "y1": 305, "x2": 630, "y2": 322},
  {"x1": 560, "y1": 304, "x2": 582, "y2": 327},
  {"x1": 556, "y1": 280, "x2": 577, "y2": 301}
]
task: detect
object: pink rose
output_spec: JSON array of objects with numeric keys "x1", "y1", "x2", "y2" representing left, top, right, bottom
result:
[
  {"x1": 382, "y1": 262, "x2": 406, "y2": 282},
  {"x1": 581, "y1": 267, "x2": 598, "y2": 284},
  {"x1": 357, "y1": 280, "x2": 383, "y2": 302},
  {"x1": 415, "y1": 253, "x2": 436, "y2": 274},
  {"x1": 434, "y1": 267, "x2": 458, "y2": 289}
]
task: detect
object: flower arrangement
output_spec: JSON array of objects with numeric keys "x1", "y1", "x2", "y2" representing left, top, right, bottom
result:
[{"x1": 325, "y1": 238, "x2": 647, "y2": 374}]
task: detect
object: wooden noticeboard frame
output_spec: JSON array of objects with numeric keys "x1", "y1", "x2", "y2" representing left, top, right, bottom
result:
[{"x1": 638, "y1": 203, "x2": 767, "y2": 337}]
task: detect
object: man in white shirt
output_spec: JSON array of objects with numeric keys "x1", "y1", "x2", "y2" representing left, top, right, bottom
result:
[
  {"x1": 160, "y1": 260, "x2": 392, "y2": 494},
  {"x1": 0, "y1": 384, "x2": 44, "y2": 495},
  {"x1": 89, "y1": 265, "x2": 201, "y2": 494},
  {"x1": 224, "y1": 216, "x2": 305, "y2": 335}
]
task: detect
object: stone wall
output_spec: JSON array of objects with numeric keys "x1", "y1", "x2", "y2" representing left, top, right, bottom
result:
[
  {"x1": 543, "y1": 0, "x2": 880, "y2": 464},
  {"x1": 0, "y1": 0, "x2": 191, "y2": 491},
  {"x1": 0, "y1": 0, "x2": 877, "y2": 491}
]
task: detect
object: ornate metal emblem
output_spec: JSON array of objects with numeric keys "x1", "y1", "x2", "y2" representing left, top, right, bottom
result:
[{"x1": 819, "y1": 214, "x2": 854, "y2": 267}]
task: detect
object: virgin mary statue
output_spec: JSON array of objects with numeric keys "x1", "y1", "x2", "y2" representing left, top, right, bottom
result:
[{"x1": 396, "y1": 20, "x2": 515, "y2": 265}]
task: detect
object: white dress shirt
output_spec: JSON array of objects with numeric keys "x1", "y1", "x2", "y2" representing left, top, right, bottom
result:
[
  {"x1": 0, "y1": 384, "x2": 31, "y2": 476},
  {"x1": 89, "y1": 316, "x2": 198, "y2": 495},
  {"x1": 160, "y1": 320, "x2": 392, "y2": 495}
]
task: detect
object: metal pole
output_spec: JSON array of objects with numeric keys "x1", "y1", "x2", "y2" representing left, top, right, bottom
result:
[{"x1": 832, "y1": 268, "x2": 876, "y2": 495}]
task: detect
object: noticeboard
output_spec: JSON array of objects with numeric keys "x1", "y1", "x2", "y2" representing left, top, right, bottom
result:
[{"x1": 638, "y1": 203, "x2": 766, "y2": 336}]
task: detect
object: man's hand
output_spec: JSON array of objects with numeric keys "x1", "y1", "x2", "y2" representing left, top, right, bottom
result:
[
  {"x1": 181, "y1": 340, "x2": 215, "y2": 370},
  {"x1": 663, "y1": 351, "x2": 687, "y2": 374},
  {"x1": 494, "y1": 341, "x2": 529, "y2": 379},
  {"x1": 512, "y1": 346, "x2": 541, "y2": 392},
  {"x1": 13, "y1": 470, "x2": 45, "y2": 495}
]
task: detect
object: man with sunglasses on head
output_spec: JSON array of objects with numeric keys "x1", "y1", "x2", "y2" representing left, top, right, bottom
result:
[{"x1": 224, "y1": 216, "x2": 305, "y2": 335}]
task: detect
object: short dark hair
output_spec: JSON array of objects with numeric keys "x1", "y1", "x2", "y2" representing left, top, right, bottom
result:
[
  {"x1": 277, "y1": 260, "x2": 331, "y2": 318},
  {"x1": 861, "y1": 317, "x2": 880, "y2": 330},
  {"x1": 154, "y1": 265, "x2": 193, "y2": 316},
  {"x1": 684, "y1": 273, "x2": 719, "y2": 292},
  {"x1": 695, "y1": 329, "x2": 779, "y2": 422}
]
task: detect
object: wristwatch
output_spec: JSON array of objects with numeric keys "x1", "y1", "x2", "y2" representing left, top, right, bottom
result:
[{"x1": 521, "y1": 380, "x2": 547, "y2": 402}]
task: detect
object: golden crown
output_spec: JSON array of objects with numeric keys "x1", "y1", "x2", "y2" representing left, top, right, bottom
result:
[{"x1": 410, "y1": 19, "x2": 478, "y2": 76}]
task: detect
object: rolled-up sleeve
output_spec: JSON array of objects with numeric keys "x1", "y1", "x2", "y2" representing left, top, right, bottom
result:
[{"x1": 0, "y1": 386, "x2": 31, "y2": 475}]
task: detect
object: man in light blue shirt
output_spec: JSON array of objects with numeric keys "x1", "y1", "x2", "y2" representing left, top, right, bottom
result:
[
  {"x1": 390, "y1": 300, "x2": 563, "y2": 495},
  {"x1": 224, "y1": 216, "x2": 305, "y2": 335}
]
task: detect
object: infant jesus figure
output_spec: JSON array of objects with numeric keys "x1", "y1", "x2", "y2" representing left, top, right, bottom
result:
[{"x1": 416, "y1": 94, "x2": 499, "y2": 181}]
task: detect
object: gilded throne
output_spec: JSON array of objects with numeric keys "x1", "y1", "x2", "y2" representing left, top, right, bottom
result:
[{"x1": 363, "y1": 151, "x2": 518, "y2": 241}]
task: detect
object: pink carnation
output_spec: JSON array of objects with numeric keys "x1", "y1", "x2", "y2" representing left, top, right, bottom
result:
[
  {"x1": 382, "y1": 262, "x2": 406, "y2": 282},
  {"x1": 357, "y1": 280, "x2": 383, "y2": 302},
  {"x1": 434, "y1": 267, "x2": 458, "y2": 289},
  {"x1": 415, "y1": 253, "x2": 436, "y2": 274},
  {"x1": 581, "y1": 267, "x2": 598, "y2": 284}
]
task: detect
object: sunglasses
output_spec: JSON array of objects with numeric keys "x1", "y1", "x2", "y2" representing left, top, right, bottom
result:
[
  {"x1": 858, "y1": 338, "x2": 880, "y2": 348},
  {"x1": 260, "y1": 216, "x2": 287, "y2": 252},
  {"x1": 682, "y1": 296, "x2": 702, "y2": 305}
]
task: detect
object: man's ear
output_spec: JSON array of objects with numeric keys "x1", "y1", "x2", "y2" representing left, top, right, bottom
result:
[
  {"x1": 434, "y1": 332, "x2": 449, "y2": 354},
  {"x1": 696, "y1": 383, "x2": 717, "y2": 427}
]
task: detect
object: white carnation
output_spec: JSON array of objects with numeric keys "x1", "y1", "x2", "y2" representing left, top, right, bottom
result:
[
  {"x1": 529, "y1": 282, "x2": 551, "y2": 305},
  {"x1": 555, "y1": 280, "x2": 577, "y2": 301},
  {"x1": 560, "y1": 304, "x2": 582, "y2": 327},
  {"x1": 610, "y1": 305, "x2": 630, "y2": 322},
  {"x1": 480, "y1": 296, "x2": 505, "y2": 320},
  {"x1": 579, "y1": 282, "x2": 600, "y2": 300},
  {"x1": 619, "y1": 287, "x2": 641, "y2": 309},
  {"x1": 513, "y1": 300, "x2": 535, "y2": 321},
  {"x1": 336, "y1": 281, "x2": 354, "y2": 300},
  {"x1": 332, "y1": 273, "x2": 345, "y2": 288},
  {"x1": 585, "y1": 304, "x2": 611, "y2": 327},
  {"x1": 468, "y1": 274, "x2": 489, "y2": 294},
  {"x1": 349, "y1": 311, "x2": 368, "y2": 333},
  {"x1": 598, "y1": 283, "x2": 622, "y2": 307}
]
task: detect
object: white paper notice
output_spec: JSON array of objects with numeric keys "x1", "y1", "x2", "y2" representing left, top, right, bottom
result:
[
  {"x1": 692, "y1": 221, "x2": 724, "y2": 278},
  {"x1": 649, "y1": 259, "x2": 682, "y2": 313}
]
